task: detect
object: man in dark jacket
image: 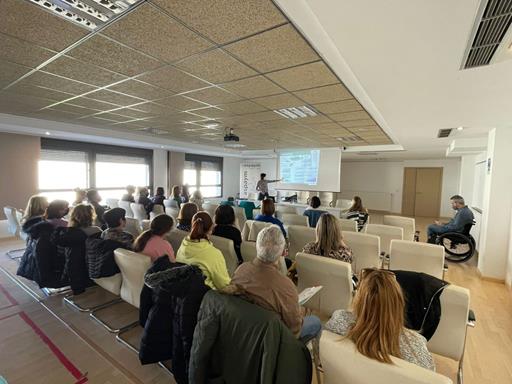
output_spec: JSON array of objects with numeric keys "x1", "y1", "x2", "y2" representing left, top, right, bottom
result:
[
  {"x1": 189, "y1": 290, "x2": 312, "y2": 384},
  {"x1": 139, "y1": 257, "x2": 209, "y2": 384}
]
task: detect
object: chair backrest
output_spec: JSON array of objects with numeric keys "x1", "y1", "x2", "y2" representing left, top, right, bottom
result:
[
  {"x1": 241, "y1": 220, "x2": 253, "y2": 241},
  {"x1": 233, "y1": 206, "x2": 246, "y2": 230},
  {"x1": 275, "y1": 205, "x2": 297, "y2": 219},
  {"x1": 335, "y1": 199, "x2": 353, "y2": 210},
  {"x1": 296, "y1": 252, "x2": 353, "y2": 316},
  {"x1": 320, "y1": 331, "x2": 452, "y2": 384},
  {"x1": 202, "y1": 203, "x2": 218, "y2": 218},
  {"x1": 124, "y1": 218, "x2": 141, "y2": 237},
  {"x1": 364, "y1": 224, "x2": 403, "y2": 254},
  {"x1": 240, "y1": 241, "x2": 257, "y2": 263},
  {"x1": 342, "y1": 231, "x2": 381, "y2": 274},
  {"x1": 248, "y1": 221, "x2": 272, "y2": 241},
  {"x1": 105, "y1": 198, "x2": 119, "y2": 209},
  {"x1": 164, "y1": 207, "x2": 180, "y2": 220},
  {"x1": 287, "y1": 225, "x2": 316, "y2": 261},
  {"x1": 3, "y1": 206, "x2": 21, "y2": 237},
  {"x1": 281, "y1": 213, "x2": 309, "y2": 227},
  {"x1": 130, "y1": 203, "x2": 147, "y2": 222},
  {"x1": 114, "y1": 249, "x2": 152, "y2": 308},
  {"x1": 92, "y1": 274, "x2": 122, "y2": 296},
  {"x1": 163, "y1": 198, "x2": 179, "y2": 208},
  {"x1": 462, "y1": 221, "x2": 475, "y2": 235},
  {"x1": 210, "y1": 235, "x2": 239, "y2": 277},
  {"x1": 427, "y1": 284, "x2": 470, "y2": 361},
  {"x1": 152, "y1": 204, "x2": 164, "y2": 215},
  {"x1": 389, "y1": 240, "x2": 445, "y2": 279},
  {"x1": 339, "y1": 218, "x2": 358, "y2": 232},
  {"x1": 166, "y1": 229, "x2": 188, "y2": 252},
  {"x1": 118, "y1": 200, "x2": 134, "y2": 218},
  {"x1": 141, "y1": 219, "x2": 150, "y2": 231},
  {"x1": 383, "y1": 215, "x2": 416, "y2": 241}
]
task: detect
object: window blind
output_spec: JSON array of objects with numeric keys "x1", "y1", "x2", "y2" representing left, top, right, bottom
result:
[{"x1": 40, "y1": 149, "x2": 88, "y2": 162}]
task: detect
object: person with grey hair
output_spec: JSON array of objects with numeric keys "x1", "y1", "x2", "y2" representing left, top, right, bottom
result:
[
  {"x1": 229, "y1": 225, "x2": 322, "y2": 343},
  {"x1": 427, "y1": 194, "x2": 474, "y2": 243}
]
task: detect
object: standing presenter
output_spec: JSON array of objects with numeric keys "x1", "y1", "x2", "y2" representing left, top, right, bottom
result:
[{"x1": 256, "y1": 173, "x2": 280, "y2": 201}]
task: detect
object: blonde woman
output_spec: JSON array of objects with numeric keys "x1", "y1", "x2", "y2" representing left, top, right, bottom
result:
[
  {"x1": 302, "y1": 213, "x2": 353, "y2": 264},
  {"x1": 325, "y1": 268, "x2": 435, "y2": 370},
  {"x1": 189, "y1": 190, "x2": 204, "y2": 210},
  {"x1": 21, "y1": 195, "x2": 49, "y2": 224},
  {"x1": 170, "y1": 185, "x2": 182, "y2": 209},
  {"x1": 68, "y1": 204, "x2": 102, "y2": 237}
]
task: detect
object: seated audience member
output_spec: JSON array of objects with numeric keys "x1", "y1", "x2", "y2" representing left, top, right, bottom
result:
[
  {"x1": 239, "y1": 199, "x2": 256, "y2": 220},
  {"x1": 230, "y1": 225, "x2": 321, "y2": 343},
  {"x1": 121, "y1": 185, "x2": 136, "y2": 203},
  {"x1": 176, "y1": 212, "x2": 230, "y2": 290},
  {"x1": 136, "y1": 187, "x2": 154, "y2": 216},
  {"x1": 177, "y1": 202, "x2": 198, "y2": 232},
  {"x1": 69, "y1": 204, "x2": 102, "y2": 237},
  {"x1": 427, "y1": 195, "x2": 474, "y2": 243},
  {"x1": 303, "y1": 196, "x2": 327, "y2": 227},
  {"x1": 170, "y1": 185, "x2": 182, "y2": 209},
  {"x1": 254, "y1": 199, "x2": 287, "y2": 238},
  {"x1": 342, "y1": 196, "x2": 369, "y2": 231},
  {"x1": 212, "y1": 205, "x2": 242, "y2": 264},
  {"x1": 86, "y1": 189, "x2": 106, "y2": 227},
  {"x1": 302, "y1": 213, "x2": 353, "y2": 264},
  {"x1": 101, "y1": 208, "x2": 134, "y2": 248},
  {"x1": 72, "y1": 188, "x2": 86, "y2": 206},
  {"x1": 21, "y1": 195, "x2": 49, "y2": 225},
  {"x1": 151, "y1": 187, "x2": 166, "y2": 206},
  {"x1": 181, "y1": 185, "x2": 190, "y2": 203},
  {"x1": 45, "y1": 200, "x2": 69, "y2": 228},
  {"x1": 189, "y1": 190, "x2": 204, "y2": 210},
  {"x1": 220, "y1": 196, "x2": 236, "y2": 206},
  {"x1": 325, "y1": 268, "x2": 435, "y2": 370},
  {"x1": 134, "y1": 214, "x2": 175, "y2": 262}
]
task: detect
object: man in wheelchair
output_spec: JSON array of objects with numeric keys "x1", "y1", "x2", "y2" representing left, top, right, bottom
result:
[{"x1": 427, "y1": 195, "x2": 474, "y2": 244}]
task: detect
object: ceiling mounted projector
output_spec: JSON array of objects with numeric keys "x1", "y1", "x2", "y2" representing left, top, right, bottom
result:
[{"x1": 223, "y1": 128, "x2": 240, "y2": 142}]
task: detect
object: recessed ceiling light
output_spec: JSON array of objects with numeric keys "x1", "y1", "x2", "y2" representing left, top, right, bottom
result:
[
  {"x1": 45, "y1": 131, "x2": 51, "y2": 136},
  {"x1": 457, "y1": 126, "x2": 464, "y2": 131},
  {"x1": 274, "y1": 105, "x2": 318, "y2": 119},
  {"x1": 202, "y1": 120, "x2": 220, "y2": 129},
  {"x1": 160, "y1": 145, "x2": 164, "y2": 149},
  {"x1": 224, "y1": 143, "x2": 246, "y2": 148}
]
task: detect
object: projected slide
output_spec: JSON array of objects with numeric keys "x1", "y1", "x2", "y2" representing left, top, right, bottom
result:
[{"x1": 280, "y1": 150, "x2": 320, "y2": 185}]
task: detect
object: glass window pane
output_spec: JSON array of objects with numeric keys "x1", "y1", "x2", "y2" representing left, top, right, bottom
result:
[
  {"x1": 200, "y1": 170, "x2": 221, "y2": 185},
  {"x1": 39, "y1": 190, "x2": 76, "y2": 205},
  {"x1": 96, "y1": 189, "x2": 127, "y2": 203},
  {"x1": 96, "y1": 162, "x2": 149, "y2": 188},
  {"x1": 184, "y1": 169, "x2": 197, "y2": 186},
  {"x1": 200, "y1": 186, "x2": 221, "y2": 198},
  {"x1": 38, "y1": 160, "x2": 87, "y2": 190}
]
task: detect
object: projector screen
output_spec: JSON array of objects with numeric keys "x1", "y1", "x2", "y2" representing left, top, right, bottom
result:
[{"x1": 276, "y1": 148, "x2": 341, "y2": 192}]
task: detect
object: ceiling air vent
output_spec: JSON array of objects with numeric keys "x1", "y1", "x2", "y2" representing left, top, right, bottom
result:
[
  {"x1": 463, "y1": 0, "x2": 512, "y2": 68},
  {"x1": 438, "y1": 128, "x2": 453, "y2": 138}
]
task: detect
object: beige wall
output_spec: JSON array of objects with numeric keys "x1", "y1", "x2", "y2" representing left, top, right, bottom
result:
[
  {"x1": 0, "y1": 133, "x2": 40, "y2": 219},
  {"x1": 168, "y1": 151, "x2": 185, "y2": 192}
]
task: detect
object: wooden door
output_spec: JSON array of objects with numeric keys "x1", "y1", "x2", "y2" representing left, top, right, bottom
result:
[
  {"x1": 402, "y1": 168, "x2": 417, "y2": 216},
  {"x1": 402, "y1": 167, "x2": 443, "y2": 217}
]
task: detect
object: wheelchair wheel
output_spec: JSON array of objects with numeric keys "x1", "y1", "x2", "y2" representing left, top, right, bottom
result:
[{"x1": 437, "y1": 233, "x2": 475, "y2": 263}]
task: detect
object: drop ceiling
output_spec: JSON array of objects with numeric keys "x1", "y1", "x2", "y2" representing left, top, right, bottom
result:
[{"x1": 0, "y1": 0, "x2": 392, "y2": 150}]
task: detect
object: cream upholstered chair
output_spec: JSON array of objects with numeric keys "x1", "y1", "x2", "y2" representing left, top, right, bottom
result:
[
  {"x1": 166, "y1": 229, "x2": 188, "y2": 252},
  {"x1": 152, "y1": 204, "x2": 164, "y2": 215},
  {"x1": 296, "y1": 252, "x2": 353, "y2": 316},
  {"x1": 281, "y1": 213, "x2": 309, "y2": 227},
  {"x1": 339, "y1": 218, "x2": 358, "y2": 232},
  {"x1": 141, "y1": 220, "x2": 150, "y2": 231},
  {"x1": 364, "y1": 224, "x2": 403, "y2": 255},
  {"x1": 163, "y1": 198, "x2": 178, "y2": 209},
  {"x1": 383, "y1": 215, "x2": 416, "y2": 241},
  {"x1": 241, "y1": 241, "x2": 257, "y2": 263},
  {"x1": 202, "y1": 202, "x2": 218, "y2": 217},
  {"x1": 343, "y1": 231, "x2": 381, "y2": 274},
  {"x1": 241, "y1": 220, "x2": 253, "y2": 241},
  {"x1": 165, "y1": 207, "x2": 179, "y2": 220},
  {"x1": 233, "y1": 206, "x2": 246, "y2": 230},
  {"x1": 320, "y1": 331, "x2": 452, "y2": 384},
  {"x1": 118, "y1": 200, "x2": 134, "y2": 218},
  {"x1": 428, "y1": 285, "x2": 471, "y2": 384},
  {"x1": 124, "y1": 218, "x2": 141, "y2": 238},
  {"x1": 287, "y1": 225, "x2": 316, "y2": 261},
  {"x1": 130, "y1": 203, "x2": 147, "y2": 223},
  {"x1": 389, "y1": 240, "x2": 445, "y2": 279},
  {"x1": 105, "y1": 198, "x2": 119, "y2": 209},
  {"x1": 210, "y1": 235, "x2": 239, "y2": 277},
  {"x1": 3, "y1": 206, "x2": 26, "y2": 258},
  {"x1": 275, "y1": 205, "x2": 297, "y2": 219},
  {"x1": 114, "y1": 249, "x2": 152, "y2": 309},
  {"x1": 248, "y1": 221, "x2": 272, "y2": 241}
]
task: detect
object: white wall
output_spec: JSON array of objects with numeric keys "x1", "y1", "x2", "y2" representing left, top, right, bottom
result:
[
  {"x1": 223, "y1": 157, "x2": 242, "y2": 198},
  {"x1": 153, "y1": 149, "x2": 168, "y2": 195},
  {"x1": 506, "y1": 210, "x2": 512, "y2": 287}
]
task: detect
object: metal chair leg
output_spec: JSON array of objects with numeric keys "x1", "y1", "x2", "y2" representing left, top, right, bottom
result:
[
  {"x1": 116, "y1": 323, "x2": 141, "y2": 353},
  {"x1": 6, "y1": 248, "x2": 25, "y2": 259},
  {"x1": 89, "y1": 299, "x2": 133, "y2": 333}
]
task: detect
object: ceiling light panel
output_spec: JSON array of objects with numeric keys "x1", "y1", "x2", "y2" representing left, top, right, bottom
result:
[{"x1": 274, "y1": 105, "x2": 318, "y2": 119}]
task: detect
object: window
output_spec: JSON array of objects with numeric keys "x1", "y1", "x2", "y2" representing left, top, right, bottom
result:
[
  {"x1": 38, "y1": 139, "x2": 152, "y2": 204},
  {"x1": 184, "y1": 155, "x2": 223, "y2": 198}
]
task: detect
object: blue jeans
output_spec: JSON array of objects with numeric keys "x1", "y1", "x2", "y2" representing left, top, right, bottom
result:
[
  {"x1": 427, "y1": 224, "x2": 449, "y2": 243},
  {"x1": 299, "y1": 315, "x2": 322, "y2": 344}
]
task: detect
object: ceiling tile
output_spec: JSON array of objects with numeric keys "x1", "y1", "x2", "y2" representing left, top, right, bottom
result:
[
  {"x1": 22, "y1": 71, "x2": 98, "y2": 95},
  {"x1": 0, "y1": 33, "x2": 56, "y2": 68},
  {"x1": 0, "y1": 60, "x2": 32, "y2": 88},
  {"x1": 184, "y1": 86, "x2": 241, "y2": 105},
  {"x1": 108, "y1": 80, "x2": 174, "y2": 101},
  {"x1": 222, "y1": 75, "x2": 285, "y2": 99},
  {"x1": 175, "y1": 49, "x2": 256, "y2": 84},
  {"x1": 103, "y1": 4, "x2": 212, "y2": 64},
  {"x1": 93, "y1": 112, "x2": 133, "y2": 122},
  {"x1": 151, "y1": 0, "x2": 286, "y2": 44},
  {"x1": 137, "y1": 66, "x2": 210, "y2": 94},
  {"x1": 340, "y1": 119, "x2": 376, "y2": 128},
  {"x1": 78, "y1": 116, "x2": 120, "y2": 126},
  {"x1": 49, "y1": 103, "x2": 101, "y2": 116},
  {"x1": 131, "y1": 102, "x2": 180, "y2": 115},
  {"x1": 243, "y1": 110, "x2": 284, "y2": 122},
  {"x1": 110, "y1": 107, "x2": 152, "y2": 119},
  {"x1": 330, "y1": 111, "x2": 372, "y2": 122},
  {"x1": 5, "y1": 83, "x2": 74, "y2": 102},
  {"x1": 87, "y1": 89, "x2": 145, "y2": 107},
  {"x1": 266, "y1": 61, "x2": 338, "y2": 91},
  {"x1": 0, "y1": 92, "x2": 53, "y2": 113},
  {"x1": 157, "y1": 95, "x2": 210, "y2": 111},
  {"x1": 293, "y1": 83, "x2": 352, "y2": 104},
  {"x1": 218, "y1": 100, "x2": 266, "y2": 115},
  {"x1": 68, "y1": 35, "x2": 163, "y2": 77},
  {"x1": 225, "y1": 24, "x2": 318, "y2": 73},
  {"x1": 313, "y1": 99, "x2": 363, "y2": 114},
  {"x1": 252, "y1": 93, "x2": 304, "y2": 110},
  {"x1": 297, "y1": 115, "x2": 332, "y2": 125},
  {"x1": 42, "y1": 56, "x2": 126, "y2": 87},
  {"x1": 0, "y1": 0, "x2": 88, "y2": 51},
  {"x1": 66, "y1": 97, "x2": 120, "y2": 111}
]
